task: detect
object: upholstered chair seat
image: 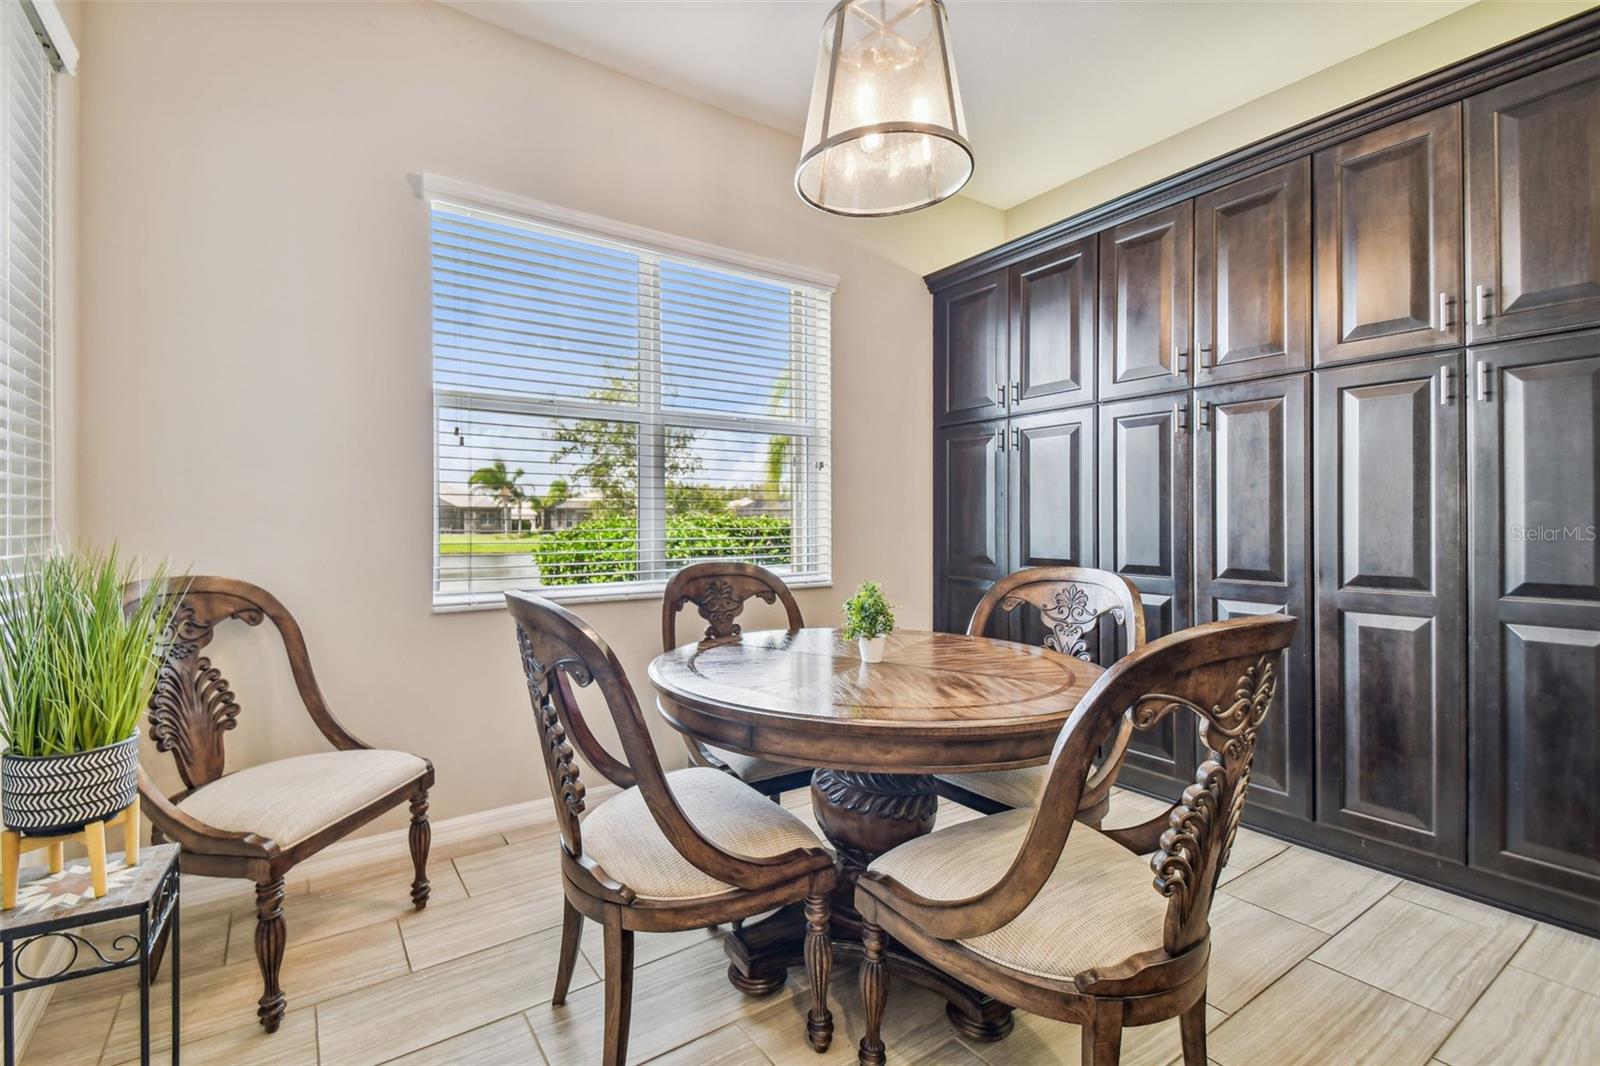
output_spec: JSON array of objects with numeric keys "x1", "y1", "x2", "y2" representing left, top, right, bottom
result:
[
  {"x1": 702, "y1": 747, "x2": 807, "y2": 787},
  {"x1": 934, "y1": 764, "x2": 1049, "y2": 811},
  {"x1": 177, "y1": 749, "x2": 430, "y2": 848},
  {"x1": 582, "y1": 767, "x2": 827, "y2": 900},
  {"x1": 868, "y1": 807, "x2": 1165, "y2": 980}
]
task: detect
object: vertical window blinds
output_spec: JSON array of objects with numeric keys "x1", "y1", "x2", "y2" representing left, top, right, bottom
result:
[
  {"x1": 429, "y1": 189, "x2": 833, "y2": 608},
  {"x1": 0, "y1": 1, "x2": 55, "y2": 570}
]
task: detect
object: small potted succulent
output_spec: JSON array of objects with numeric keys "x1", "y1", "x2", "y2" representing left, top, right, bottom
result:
[
  {"x1": 843, "y1": 580, "x2": 895, "y2": 664},
  {"x1": 0, "y1": 549, "x2": 180, "y2": 834}
]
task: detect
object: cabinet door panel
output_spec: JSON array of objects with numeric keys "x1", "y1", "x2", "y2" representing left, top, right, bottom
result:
[
  {"x1": 1315, "y1": 353, "x2": 1465, "y2": 858},
  {"x1": 935, "y1": 274, "x2": 1008, "y2": 425},
  {"x1": 1099, "y1": 203, "x2": 1193, "y2": 399},
  {"x1": 1315, "y1": 107, "x2": 1463, "y2": 364},
  {"x1": 1011, "y1": 238, "x2": 1097, "y2": 411},
  {"x1": 935, "y1": 420, "x2": 1008, "y2": 633},
  {"x1": 1011, "y1": 408, "x2": 1096, "y2": 570},
  {"x1": 1195, "y1": 159, "x2": 1311, "y2": 386},
  {"x1": 1196, "y1": 376, "x2": 1312, "y2": 817},
  {"x1": 1468, "y1": 52, "x2": 1600, "y2": 342},
  {"x1": 1100, "y1": 395, "x2": 1193, "y2": 790},
  {"x1": 1468, "y1": 332, "x2": 1600, "y2": 899}
]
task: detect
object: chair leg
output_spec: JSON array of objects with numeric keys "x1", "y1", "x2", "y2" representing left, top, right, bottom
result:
[
  {"x1": 804, "y1": 894, "x2": 834, "y2": 1052},
  {"x1": 1081, "y1": 1001, "x2": 1124, "y2": 1066},
  {"x1": 857, "y1": 921, "x2": 888, "y2": 1066},
  {"x1": 408, "y1": 790, "x2": 431, "y2": 909},
  {"x1": 254, "y1": 877, "x2": 288, "y2": 1032},
  {"x1": 553, "y1": 897, "x2": 584, "y2": 1005},
  {"x1": 1179, "y1": 989, "x2": 1206, "y2": 1066},
  {"x1": 602, "y1": 909, "x2": 634, "y2": 1066}
]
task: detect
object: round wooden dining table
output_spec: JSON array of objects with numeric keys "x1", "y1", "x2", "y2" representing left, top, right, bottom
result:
[{"x1": 648, "y1": 626, "x2": 1103, "y2": 1041}]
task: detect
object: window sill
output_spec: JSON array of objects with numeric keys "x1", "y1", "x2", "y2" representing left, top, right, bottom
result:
[{"x1": 432, "y1": 573, "x2": 833, "y2": 614}]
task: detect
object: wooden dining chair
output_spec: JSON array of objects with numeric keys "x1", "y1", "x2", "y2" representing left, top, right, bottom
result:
[
  {"x1": 661, "y1": 562, "x2": 815, "y2": 797},
  {"x1": 936, "y1": 567, "x2": 1145, "y2": 821},
  {"x1": 508, "y1": 591, "x2": 837, "y2": 1066},
  {"x1": 855, "y1": 614, "x2": 1297, "y2": 1066},
  {"x1": 125, "y1": 577, "x2": 434, "y2": 1033}
]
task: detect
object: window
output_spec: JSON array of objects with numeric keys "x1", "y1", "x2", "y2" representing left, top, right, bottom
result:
[
  {"x1": 426, "y1": 178, "x2": 834, "y2": 608},
  {"x1": 0, "y1": 2, "x2": 66, "y2": 570}
]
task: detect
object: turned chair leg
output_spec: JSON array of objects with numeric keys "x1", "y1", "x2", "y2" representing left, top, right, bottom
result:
[
  {"x1": 857, "y1": 921, "x2": 888, "y2": 1066},
  {"x1": 804, "y1": 894, "x2": 834, "y2": 1052},
  {"x1": 255, "y1": 877, "x2": 288, "y2": 1032},
  {"x1": 409, "y1": 790, "x2": 431, "y2": 909},
  {"x1": 1081, "y1": 1001, "x2": 1125, "y2": 1066},
  {"x1": 553, "y1": 897, "x2": 584, "y2": 1005},
  {"x1": 602, "y1": 909, "x2": 634, "y2": 1066},
  {"x1": 1179, "y1": 990, "x2": 1206, "y2": 1066}
]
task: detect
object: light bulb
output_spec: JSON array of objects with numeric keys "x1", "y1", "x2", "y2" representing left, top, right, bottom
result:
[{"x1": 862, "y1": 132, "x2": 884, "y2": 153}]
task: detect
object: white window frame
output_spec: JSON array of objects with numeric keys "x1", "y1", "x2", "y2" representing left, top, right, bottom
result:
[{"x1": 421, "y1": 175, "x2": 836, "y2": 611}]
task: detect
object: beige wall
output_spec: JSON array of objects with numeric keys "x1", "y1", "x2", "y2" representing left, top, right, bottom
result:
[
  {"x1": 1002, "y1": 0, "x2": 1594, "y2": 241},
  {"x1": 77, "y1": 0, "x2": 958, "y2": 824}
]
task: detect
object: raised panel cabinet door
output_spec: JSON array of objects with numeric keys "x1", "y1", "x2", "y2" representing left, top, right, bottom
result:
[
  {"x1": 1010, "y1": 237, "x2": 1097, "y2": 411},
  {"x1": 1098, "y1": 394, "x2": 1194, "y2": 790},
  {"x1": 1467, "y1": 51, "x2": 1600, "y2": 343},
  {"x1": 1314, "y1": 105, "x2": 1464, "y2": 365},
  {"x1": 935, "y1": 272, "x2": 1009, "y2": 425},
  {"x1": 1099, "y1": 202, "x2": 1193, "y2": 400},
  {"x1": 1467, "y1": 331, "x2": 1600, "y2": 901},
  {"x1": 934, "y1": 420, "x2": 1009, "y2": 633},
  {"x1": 1010, "y1": 407, "x2": 1096, "y2": 571},
  {"x1": 1314, "y1": 352, "x2": 1465, "y2": 858},
  {"x1": 1194, "y1": 375, "x2": 1312, "y2": 818},
  {"x1": 1195, "y1": 158, "x2": 1312, "y2": 386}
]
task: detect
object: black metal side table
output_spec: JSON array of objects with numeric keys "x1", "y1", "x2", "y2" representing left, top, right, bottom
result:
[{"x1": 0, "y1": 842, "x2": 179, "y2": 1066}]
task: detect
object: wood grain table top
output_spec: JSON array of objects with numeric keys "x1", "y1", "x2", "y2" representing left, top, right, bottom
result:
[{"x1": 648, "y1": 628, "x2": 1103, "y2": 773}]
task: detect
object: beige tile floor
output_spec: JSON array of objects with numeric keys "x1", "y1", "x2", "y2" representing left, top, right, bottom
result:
[{"x1": 21, "y1": 788, "x2": 1600, "y2": 1066}]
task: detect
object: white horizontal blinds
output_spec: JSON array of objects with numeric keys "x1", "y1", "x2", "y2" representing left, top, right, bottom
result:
[
  {"x1": 0, "y1": 1, "x2": 52, "y2": 571},
  {"x1": 431, "y1": 200, "x2": 832, "y2": 606}
]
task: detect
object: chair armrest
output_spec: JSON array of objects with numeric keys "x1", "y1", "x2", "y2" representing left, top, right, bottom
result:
[{"x1": 138, "y1": 769, "x2": 281, "y2": 861}]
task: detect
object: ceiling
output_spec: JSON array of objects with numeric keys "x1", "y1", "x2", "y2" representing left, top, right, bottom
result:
[{"x1": 444, "y1": 0, "x2": 1473, "y2": 211}]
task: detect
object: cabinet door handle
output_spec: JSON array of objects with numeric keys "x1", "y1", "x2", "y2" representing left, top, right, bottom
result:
[
  {"x1": 1011, "y1": 380, "x2": 1020, "y2": 403},
  {"x1": 995, "y1": 426, "x2": 1006, "y2": 452},
  {"x1": 1439, "y1": 365, "x2": 1454, "y2": 405},
  {"x1": 1200, "y1": 401, "x2": 1212, "y2": 429},
  {"x1": 1475, "y1": 284, "x2": 1492, "y2": 326},
  {"x1": 1011, "y1": 426, "x2": 1021, "y2": 451},
  {"x1": 1476, "y1": 360, "x2": 1493, "y2": 402},
  {"x1": 1176, "y1": 403, "x2": 1189, "y2": 432},
  {"x1": 1174, "y1": 346, "x2": 1189, "y2": 373},
  {"x1": 995, "y1": 382, "x2": 1007, "y2": 405},
  {"x1": 1437, "y1": 292, "x2": 1453, "y2": 332},
  {"x1": 1198, "y1": 344, "x2": 1212, "y2": 368}
]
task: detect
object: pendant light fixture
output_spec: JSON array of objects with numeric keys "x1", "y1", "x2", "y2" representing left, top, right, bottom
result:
[{"x1": 795, "y1": 0, "x2": 972, "y2": 217}]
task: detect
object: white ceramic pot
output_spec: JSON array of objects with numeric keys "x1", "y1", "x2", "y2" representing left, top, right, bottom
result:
[{"x1": 858, "y1": 635, "x2": 887, "y2": 664}]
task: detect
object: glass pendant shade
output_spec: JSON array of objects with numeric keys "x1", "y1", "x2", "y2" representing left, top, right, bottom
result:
[{"x1": 796, "y1": 0, "x2": 972, "y2": 216}]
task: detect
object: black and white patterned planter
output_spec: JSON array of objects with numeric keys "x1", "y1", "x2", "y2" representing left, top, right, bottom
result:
[{"x1": 1, "y1": 731, "x2": 140, "y2": 834}]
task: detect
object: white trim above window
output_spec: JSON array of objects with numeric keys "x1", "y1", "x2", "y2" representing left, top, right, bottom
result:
[{"x1": 424, "y1": 179, "x2": 834, "y2": 610}]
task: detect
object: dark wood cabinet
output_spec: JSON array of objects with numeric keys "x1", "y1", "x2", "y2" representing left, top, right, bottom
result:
[
  {"x1": 1009, "y1": 238, "x2": 1097, "y2": 412},
  {"x1": 929, "y1": 19, "x2": 1600, "y2": 933},
  {"x1": 1010, "y1": 407, "x2": 1096, "y2": 572},
  {"x1": 935, "y1": 274, "x2": 1008, "y2": 425},
  {"x1": 1467, "y1": 331, "x2": 1600, "y2": 903},
  {"x1": 1194, "y1": 159, "x2": 1311, "y2": 386},
  {"x1": 934, "y1": 419, "x2": 1008, "y2": 634},
  {"x1": 1314, "y1": 352, "x2": 1466, "y2": 859},
  {"x1": 1098, "y1": 394, "x2": 1193, "y2": 790},
  {"x1": 1466, "y1": 52, "x2": 1600, "y2": 343},
  {"x1": 1193, "y1": 375, "x2": 1312, "y2": 817},
  {"x1": 1314, "y1": 106, "x2": 1464, "y2": 365},
  {"x1": 1099, "y1": 203, "x2": 1193, "y2": 400}
]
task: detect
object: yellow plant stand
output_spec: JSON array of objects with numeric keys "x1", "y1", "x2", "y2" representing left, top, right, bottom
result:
[{"x1": 0, "y1": 801, "x2": 140, "y2": 908}]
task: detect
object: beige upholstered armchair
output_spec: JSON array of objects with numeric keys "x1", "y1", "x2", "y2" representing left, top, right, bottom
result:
[{"x1": 125, "y1": 576, "x2": 434, "y2": 1033}]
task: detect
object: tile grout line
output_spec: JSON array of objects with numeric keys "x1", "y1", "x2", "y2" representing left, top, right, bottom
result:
[
  {"x1": 522, "y1": 1010, "x2": 553, "y2": 1066},
  {"x1": 1420, "y1": 920, "x2": 1539, "y2": 1066}
]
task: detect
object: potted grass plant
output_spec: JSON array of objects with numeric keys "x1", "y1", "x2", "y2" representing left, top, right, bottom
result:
[
  {"x1": 0, "y1": 549, "x2": 180, "y2": 835},
  {"x1": 843, "y1": 580, "x2": 896, "y2": 664}
]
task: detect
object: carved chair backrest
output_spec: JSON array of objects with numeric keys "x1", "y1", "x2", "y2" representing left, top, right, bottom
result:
[
  {"x1": 661, "y1": 562, "x2": 804, "y2": 653},
  {"x1": 968, "y1": 567, "x2": 1145, "y2": 668},
  {"x1": 508, "y1": 591, "x2": 823, "y2": 893},
  {"x1": 125, "y1": 576, "x2": 346, "y2": 793},
  {"x1": 910, "y1": 616, "x2": 1297, "y2": 956}
]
